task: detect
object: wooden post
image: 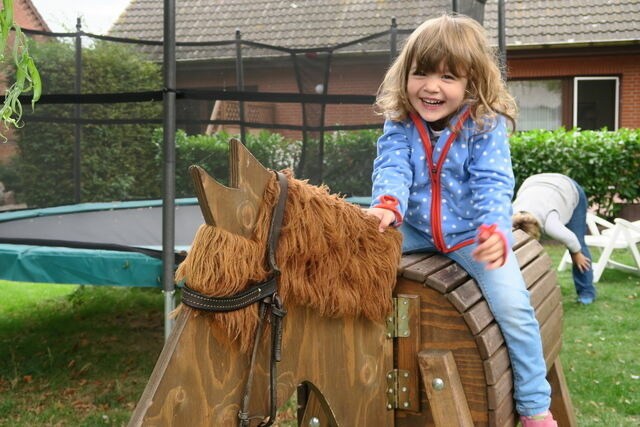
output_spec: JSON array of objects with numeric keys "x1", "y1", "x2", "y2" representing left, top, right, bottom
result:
[
  {"x1": 418, "y1": 349, "x2": 474, "y2": 427},
  {"x1": 548, "y1": 357, "x2": 578, "y2": 427}
]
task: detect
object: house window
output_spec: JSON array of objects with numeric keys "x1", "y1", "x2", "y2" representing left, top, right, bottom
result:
[
  {"x1": 574, "y1": 77, "x2": 619, "y2": 130},
  {"x1": 508, "y1": 80, "x2": 563, "y2": 131}
]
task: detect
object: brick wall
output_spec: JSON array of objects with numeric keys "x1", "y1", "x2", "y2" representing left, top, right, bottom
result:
[
  {"x1": 508, "y1": 51, "x2": 640, "y2": 129},
  {"x1": 179, "y1": 48, "x2": 639, "y2": 143},
  {"x1": 11, "y1": 0, "x2": 49, "y2": 29},
  {"x1": 178, "y1": 57, "x2": 387, "y2": 140}
]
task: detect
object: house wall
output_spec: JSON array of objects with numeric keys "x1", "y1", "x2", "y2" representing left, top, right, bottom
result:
[
  {"x1": 178, "y1": 48, "x2": 639, "y2": 144},
  {"x1": 178, "y1": 57, "x2": 388, "y2": 140},
  {"x1": 11, "y1": 0, "x2": 48, "y2": 29},
  {"x1": 325, "y1": 59, "x2": 386, "y2": 128},
  {"x1": 508, "y1": 50, "x2": 640, "y2": 129},
  {"x1": 177, "y1": 63, "x2": 305, "y2": 139}
]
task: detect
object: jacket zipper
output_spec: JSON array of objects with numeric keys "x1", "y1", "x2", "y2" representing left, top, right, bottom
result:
[{"x1": 410, "y1": 110, "x2": 470, "y2": 252}]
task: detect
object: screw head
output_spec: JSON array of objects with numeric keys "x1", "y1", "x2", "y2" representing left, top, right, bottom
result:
[
  {"x1": 432, "y1": 378, "x2": 445, "y2": 390},
  {"x1": 309, "y1": 417, "x2": 321, "y2": 427}
]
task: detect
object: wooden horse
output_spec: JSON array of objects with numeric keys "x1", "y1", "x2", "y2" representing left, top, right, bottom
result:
[{"x1": 129, "y1": 139, "x2": 576, "y2": 426}]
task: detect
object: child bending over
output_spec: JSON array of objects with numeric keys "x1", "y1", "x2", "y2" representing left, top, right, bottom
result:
[
  {"x1": 512, "y1": 173, "x2": 596, "y2": 304},
  {"x1": 365, "y1": 13, "x2": 557, "y2": 426}
]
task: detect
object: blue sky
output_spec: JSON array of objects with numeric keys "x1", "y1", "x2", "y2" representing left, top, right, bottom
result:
[{"x1": 31, "y1": 0, "x2": 131, "y2": 34}]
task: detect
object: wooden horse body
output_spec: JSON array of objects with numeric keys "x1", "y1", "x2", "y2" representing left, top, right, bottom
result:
[
  {"x1": 130, "y1": 140, "x2": 576, "y2": 426},
  {"x1": 130, "y1": 300, "x2": 393, "y2": 425}
]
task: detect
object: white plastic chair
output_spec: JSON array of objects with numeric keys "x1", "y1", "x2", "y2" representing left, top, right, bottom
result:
[{"x1": 558, "y1": 213, "x2": 640, "y2": 283}]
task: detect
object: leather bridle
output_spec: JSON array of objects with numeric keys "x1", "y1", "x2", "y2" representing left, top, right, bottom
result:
[{"x1": 181, "y1": 171, "x2": 288, "y2": 427}]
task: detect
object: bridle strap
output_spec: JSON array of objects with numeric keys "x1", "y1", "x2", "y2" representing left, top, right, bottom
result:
[
  {"x1": 239, "y1": 171, "x2": 288, "y2": 427},
  {"x1": 178, "y1": 171, "x2": 288, "y2": 427},
  {"x1": 266, "y1": 171, "x2": 288, "y2": 274},
  {"x1": 238, "y1": 301, "x2": 270, "y2": 426},
  {"x1": 263, "y1": 295, "x2": 286, "y2": 426},
  {"x1": 238, "y1": 171, "x2": 288, "y2": 427},
  {"x1": 181, "y1": 277, "x2": 277, "y2": 312}
]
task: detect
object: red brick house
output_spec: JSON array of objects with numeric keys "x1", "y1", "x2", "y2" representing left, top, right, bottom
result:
[
  {"x1": 109, "y1": 0, "x2": 638, "y2": 136},
  {"x1": 0, "y1": 0, "x2": 50, "y2": 163},
  {"x1": 7, "y1": 0, "x2": 49, "y2": 30}
]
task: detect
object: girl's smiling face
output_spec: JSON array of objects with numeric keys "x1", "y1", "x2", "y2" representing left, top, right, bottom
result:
[{"x1": 407, "y1": 60, "x2": 468, "y2": 127}]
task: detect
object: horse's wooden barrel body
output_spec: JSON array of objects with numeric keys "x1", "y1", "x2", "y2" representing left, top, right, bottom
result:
[{"x1": 390, "y1": 229, "x2": 571, "y2": 427}]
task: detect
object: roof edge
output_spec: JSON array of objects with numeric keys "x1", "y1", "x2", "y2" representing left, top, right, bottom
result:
[
  {"x1": 508, "y1": 38, "x2": 640, "y2": 51},
  {"x1": 21, "y1": 0, "x2": 51, "y2": 32}
]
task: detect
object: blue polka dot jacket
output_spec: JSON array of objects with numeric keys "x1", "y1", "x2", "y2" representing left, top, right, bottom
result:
[{"x1": 370, "y1": 106, "x2": 515, "y2": 253}]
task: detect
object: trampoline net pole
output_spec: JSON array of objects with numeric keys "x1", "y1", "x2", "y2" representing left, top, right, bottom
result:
[{"x1": 162, "y1": 0, "x2": 177, "y2": 340}]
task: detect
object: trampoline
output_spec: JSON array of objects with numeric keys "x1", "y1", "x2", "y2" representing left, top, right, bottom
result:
[{"x1": 0, "y1": 198, "x2": 204, "y2": 294}]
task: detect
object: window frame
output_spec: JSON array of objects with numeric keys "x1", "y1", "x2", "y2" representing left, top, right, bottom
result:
[{"x1": 573, "y1": 76, "x2": 620, "y2": 131}]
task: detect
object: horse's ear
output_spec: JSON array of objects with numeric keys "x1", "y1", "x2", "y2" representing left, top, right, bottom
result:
[{"x1": 189, "y1": 138, "x2": 272, "y2": 238}]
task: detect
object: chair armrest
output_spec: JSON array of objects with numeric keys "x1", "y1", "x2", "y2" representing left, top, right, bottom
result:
[{"x1": 614, "y1": 218, "x2": 640, "y2": 235}]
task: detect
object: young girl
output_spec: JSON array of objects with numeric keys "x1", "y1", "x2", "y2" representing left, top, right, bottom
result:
[{"x1": 365, "y1": 13, "x2": 557, "y2": 426}]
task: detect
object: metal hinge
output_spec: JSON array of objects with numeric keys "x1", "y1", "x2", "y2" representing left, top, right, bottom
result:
[
  {"x1": 386, "y1": 296, "x2": 411, "y2": 338},
  {"x1": 385, "y1": 369, "x2": 412, "y2": 410}
]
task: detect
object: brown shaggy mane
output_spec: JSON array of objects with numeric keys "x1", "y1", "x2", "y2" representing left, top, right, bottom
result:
[{"x1": 175, "y1": 171, "x2": 402, "y2": 352}]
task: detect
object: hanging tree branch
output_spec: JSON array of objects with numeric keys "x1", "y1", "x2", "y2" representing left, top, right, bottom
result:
[{"x1": 0, "y1": 0, "x2": 41, "y2": 141}]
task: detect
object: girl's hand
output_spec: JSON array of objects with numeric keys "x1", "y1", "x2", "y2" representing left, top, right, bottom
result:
[
  {"x1": 472, "y1": 229, "x2": 506, "y2": 270},
  {"x1": 364, "y1": 207, "x2": 397, "y2": 232},
  {"x1": 570, "y1": 251, "x2": 591, "y2": 273}
]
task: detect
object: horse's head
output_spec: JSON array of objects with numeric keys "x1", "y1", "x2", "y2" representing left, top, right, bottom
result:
[
  {"x1": 180, "y1": 138, "x2": 402, "y2": 352},
  {"x1": 189, "y1": 138, "x2": 272, "y2": 239}
]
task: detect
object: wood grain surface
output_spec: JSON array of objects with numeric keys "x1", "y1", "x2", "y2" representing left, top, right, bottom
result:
[
  {"x1": 131, "y1": 230, "x2": 574, "y2": 426},
  {"x1": 130, "y1": 304, "x2": 393, "y2": 426}
]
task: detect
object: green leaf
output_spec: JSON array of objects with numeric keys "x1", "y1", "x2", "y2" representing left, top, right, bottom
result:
[{"x1": 0, "y1": 0, "x2": 41, "y2": 139}]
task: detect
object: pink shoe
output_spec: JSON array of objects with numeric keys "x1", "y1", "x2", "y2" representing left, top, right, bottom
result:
[{"x1": 519, "y1": 410, "x2": 558, "y2": 427}]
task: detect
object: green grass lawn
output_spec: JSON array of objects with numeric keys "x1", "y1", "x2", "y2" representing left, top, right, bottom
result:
[
  {"x1": 546, "y1": 244, "x2": 640, "y2": 426},
  {"x1": 0, "y1": 245, "x2": 638, "y2": 426},
  {"x1": 0, "y1": 284, "x2": 164, "y2": 426}
]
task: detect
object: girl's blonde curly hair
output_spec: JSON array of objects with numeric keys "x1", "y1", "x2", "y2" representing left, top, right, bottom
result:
[{"x1": 376, "y1": 13, "x2": 517, "y2": 131}]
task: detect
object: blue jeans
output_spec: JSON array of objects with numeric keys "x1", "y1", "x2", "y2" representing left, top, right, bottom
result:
[
  {"x1": 401, "y1": 223, "x2": 551, "y2": 416},
  {"x1": 566, "y1": 180, "x2": 596, "y2": 300}
]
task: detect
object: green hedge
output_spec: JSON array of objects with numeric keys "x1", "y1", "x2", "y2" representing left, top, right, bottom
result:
[
  {"x1": 150, "y1": 129, "x2": 300, "y2": 198},
  {"x1": 5, "y1": 40, "x2": 162, "y2": 208},
  {"x1": 309, "y1": 129, "x2": 379, "y2": 196},
  {"x1": 2, "y1": 125, "x2": 638, "y2": 218},
  {"x1": 149, "y1": 128, "x2": 378, "y2": 198},
  {"x1": 510, "y1": 128, "x2": 640, "y2": 217},
  {"x1": 155, "y1": 127, "x2": 639, "y2": 218}
]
